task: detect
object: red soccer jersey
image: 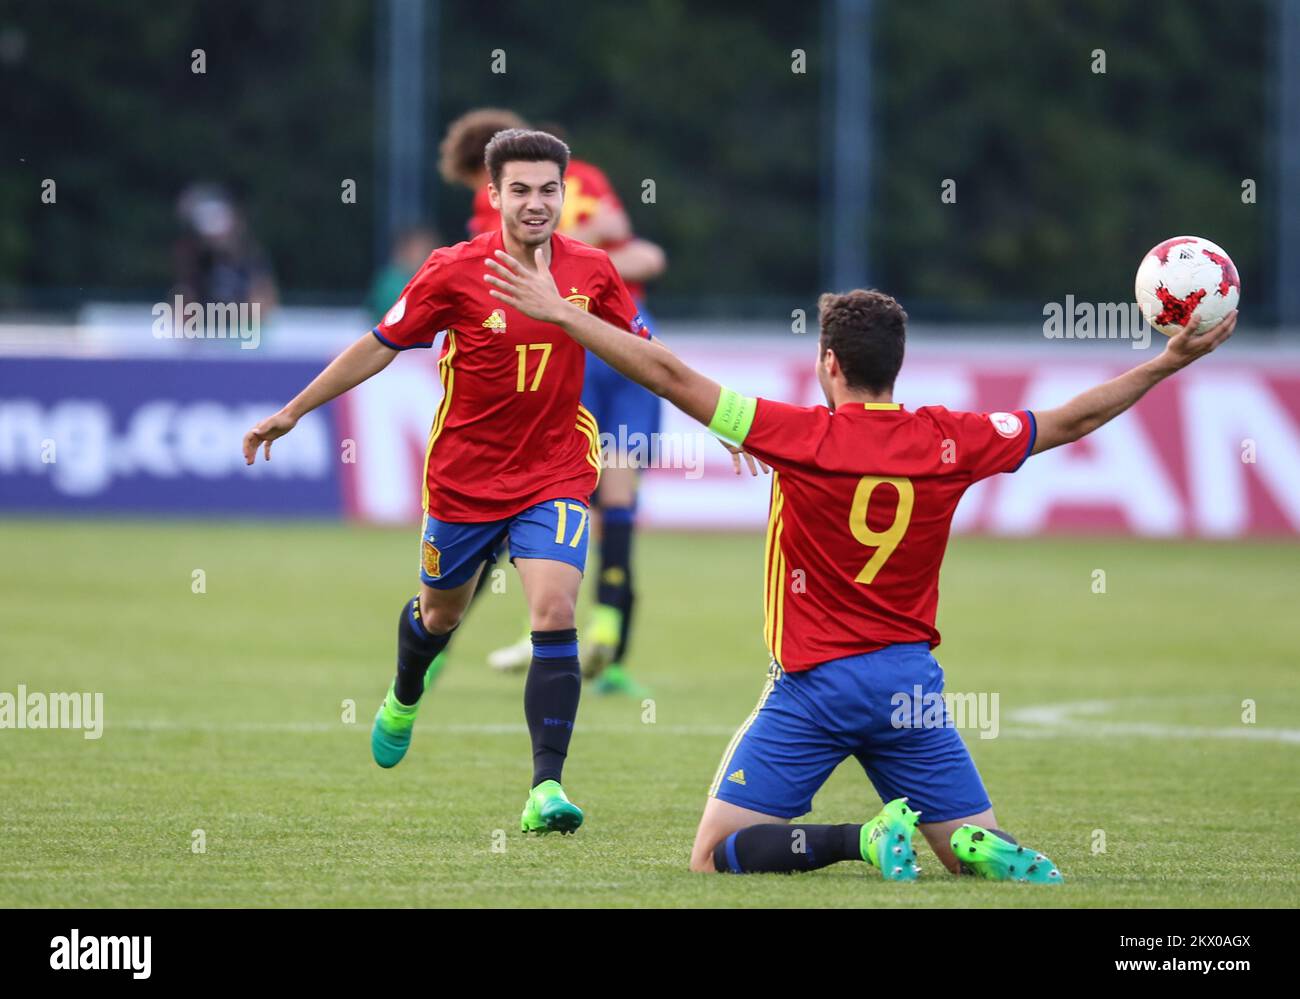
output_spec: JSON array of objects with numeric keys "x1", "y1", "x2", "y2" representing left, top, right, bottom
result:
[
  {"x1": 468, "y1": 159, "x2": 645, "y2": 299},
  {"x1": 373, "y1": 229, "x2": 650, "y2": 522},
  {"x1": 736, "y1": 400, "x2": 1036, "y2": 671}
]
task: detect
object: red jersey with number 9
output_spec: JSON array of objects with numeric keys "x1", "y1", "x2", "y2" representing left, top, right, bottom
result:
[
  {"x1": 373, "y1": 229, "x2": 650, "y2": 522},
  {"x1": 736, "y1": 400, "x2": 1036, "y2": 671}
]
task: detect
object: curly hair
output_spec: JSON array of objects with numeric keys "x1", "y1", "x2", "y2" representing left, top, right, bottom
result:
[
  {"x1": 817, "y1": 290, "x2": 908, "y2": 392},
  {"x1": 438, "y1": 108, "x2": 527, "y2": 186}
]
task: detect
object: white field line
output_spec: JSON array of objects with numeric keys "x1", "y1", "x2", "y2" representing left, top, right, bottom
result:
[
  {"x1": 1004, "y1": 700, "x2": 1300, "y2": 744},
  {"x1": 106, "y1": 699, "x2": 1300, "y2": 744},
  {"x1": 111, "y1": 719, "x2": 735, "y2": 737}
]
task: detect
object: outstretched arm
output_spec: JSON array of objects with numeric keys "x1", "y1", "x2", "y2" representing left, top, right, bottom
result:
[
  {"x1": 486, "y1": 249, "x2": 767, "y2": 475},
  {"x1": 485, "y1": 249, "x2": 720, "y2": 425},
  {"x1": 1031, "y1": 311, "x2": 1237, "y2": 454},
  {"x1": 241, "y1": 331, "x2": 398, "y2": 464}
]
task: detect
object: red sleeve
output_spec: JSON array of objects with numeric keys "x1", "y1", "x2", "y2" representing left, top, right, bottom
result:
[
  {"x1": 591, "y1": 254, "x2": 652, "y2": 339},
  {"x1": 372, "y1": 252, "x2": 458, "y2": 350},
  {"x1": 932, "y1": 407, "x2": 1037, "y2": 482},
  {"x1": 741, "y1": 398, "x2": 832, "y2": 472}
]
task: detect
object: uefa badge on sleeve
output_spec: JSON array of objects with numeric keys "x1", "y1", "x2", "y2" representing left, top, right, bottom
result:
[
  {"x1": 384, "y1": 295, "x2": 407, "y2": 328},
  {"x1": 989, "y1": 412, "x2": 1022, "y2": 438}
]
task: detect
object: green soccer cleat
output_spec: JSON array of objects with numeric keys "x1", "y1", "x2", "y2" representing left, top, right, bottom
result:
[
  {"x1": 861, "y1": 797, "x2": 921, "y2": 881},
  {"x1": 950, "y1": 824, "x2": 1063, "y2": 884},
  {"x1": 370, "y1": 683, "x2": 420, "y2": 769},
  {"x1": 520, "y1": 779, "x2": 584, "y2": 835},
  {"x1": 581, "y1": 604, "x2": 623, "y2": 680},
  {"x1": 593, "y1": 662, "x2": 651, "y2": 698}
]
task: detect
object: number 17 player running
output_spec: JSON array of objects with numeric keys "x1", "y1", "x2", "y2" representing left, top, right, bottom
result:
[
  {"x1": 242, "y1": 129, "x2": 652, "y2": 835},
  {"x1": 485, "y1": 250, "x2": 1237, "y2": 881}
]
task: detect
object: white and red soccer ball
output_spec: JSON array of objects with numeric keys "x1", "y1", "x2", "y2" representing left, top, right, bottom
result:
[{"x1": 1134, "y1": 235, "x2": 1240, "y2": 337}]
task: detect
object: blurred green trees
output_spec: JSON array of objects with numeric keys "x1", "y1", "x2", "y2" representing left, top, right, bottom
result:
[{"x1": 0, "y1": 0, "x2": 1275, "y2": 319}]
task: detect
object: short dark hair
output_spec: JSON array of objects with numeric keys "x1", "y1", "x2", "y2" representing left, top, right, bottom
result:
[
  {"x1": 438, "y1": 108, "x2": 527, "y2": 185},
  {"x1": 817, "y1": 290, "x2": 908, "y2": 392},
  {"x1": 484, "y1": 128, "x2": 570, "y2": 189}
]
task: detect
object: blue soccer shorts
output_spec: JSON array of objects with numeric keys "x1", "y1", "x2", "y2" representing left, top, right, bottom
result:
[
  {"x1": 418, "y1": 497, "x2": 590, "y2": 589},
  {"x1": 709, "y1": 642, "x2": 992, "y2": 822}
]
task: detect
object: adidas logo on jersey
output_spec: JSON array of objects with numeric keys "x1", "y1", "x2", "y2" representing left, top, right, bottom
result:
[
  {"x1": 482, "y1": 309, "x2": 506, "y2": 331},
  {"x1": 727, "y1": 769, "x2": 746, "y2": 785}
]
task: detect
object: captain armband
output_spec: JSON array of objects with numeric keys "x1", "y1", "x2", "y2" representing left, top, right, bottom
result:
[{"x1": 708, "y1": 387, "x2": 757, "y2": 446}]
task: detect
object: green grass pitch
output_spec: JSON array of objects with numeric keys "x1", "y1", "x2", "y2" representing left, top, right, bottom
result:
[{"x1": 1, "y1": 519, "x2": 1297, "y2": 908}]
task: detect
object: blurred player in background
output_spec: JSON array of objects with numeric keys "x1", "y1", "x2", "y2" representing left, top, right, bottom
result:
[
  {"x1": 438, "y1": 108, "x2": 666, "y2": 697},
  {"x1": 244, "y1": 129, "x2": 655, "y2": 835},
  {"x1": 484, "y1": 249, "x2": 1237, "y2": 881},
  {"x1": 366, "y1": 224, "x2": 440, "y2": 326},
  {"x1": 172, "y1": 182, "x2": 279, "y2": 332}
]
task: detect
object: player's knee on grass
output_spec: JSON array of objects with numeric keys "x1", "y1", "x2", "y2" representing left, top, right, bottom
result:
[
  {"x1": 689, "y1": 838, "x2": 720, "y2": 873},
  {"x1": 688, "y1": 815, "x2": 731, "y2": 872},
  {"x1": 687, "y1": 816, "x2": 731, "y2": 871}
]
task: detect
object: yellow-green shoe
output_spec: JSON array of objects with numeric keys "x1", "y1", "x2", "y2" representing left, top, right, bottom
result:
[
  {"x1": 950, "y1": 825, "x2": 1062, "y2": 883},
  {"x1": 520, "y1": 779, "x2": 584, "y2": 835},
  {"x1": 593, "y1": 663, "x2": 651, "y2": 698},
  {"x1": 580, "y1": 605, "x2": 622, "y2": 680},
  {"x1": 861, "y1": 797, "x2": 921, "y2": 880},
  {"x1": 370, "y1": 683, "x2": 420, "y2": 769}
]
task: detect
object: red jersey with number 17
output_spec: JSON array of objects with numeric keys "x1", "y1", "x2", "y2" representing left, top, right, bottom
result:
[
  {"x1": 373, "y1": 229, "x2": 650, "y2": 522},
  {"x1": 734, "y1": 399, "x2": 1037, "y2": 671}
]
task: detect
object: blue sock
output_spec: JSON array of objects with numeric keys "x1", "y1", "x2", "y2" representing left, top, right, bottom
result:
[
  {"x1": 712, "y1": 824, "x2": 863, "y2": 873},
  {"x1": 596, "y1": 506, "x2": 636, "y2": 661},
  {"x1": 524, "y1": 628, "x2": 581, "y2": 786},
  {"x1": 394, "y1": 596, "x2": 453, "y2": 705}
]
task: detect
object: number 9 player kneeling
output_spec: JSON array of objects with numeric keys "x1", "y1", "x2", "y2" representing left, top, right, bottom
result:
[{"x1": 485, "y1": 247, "x2": 1237, "y2": 882}]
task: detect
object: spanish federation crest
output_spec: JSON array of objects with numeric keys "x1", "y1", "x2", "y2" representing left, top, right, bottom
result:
[
  {"x1": 564, "y1": 293, "x2": 591, "y2": 312},
  {"x1": 422, "y1": 539, "x2": 442, "y2": 578}
]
